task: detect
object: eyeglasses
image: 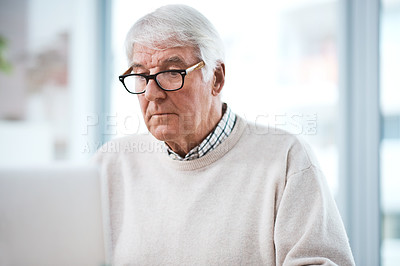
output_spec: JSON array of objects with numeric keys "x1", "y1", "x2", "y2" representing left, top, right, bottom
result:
[{"x1": 119, "y1": 61, "x2": 205, "y2": 94}]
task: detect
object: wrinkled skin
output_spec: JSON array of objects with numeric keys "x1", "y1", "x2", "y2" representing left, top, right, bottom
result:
[{"x1": 131, "y1": 44, "x2": 225, "y2": 156}]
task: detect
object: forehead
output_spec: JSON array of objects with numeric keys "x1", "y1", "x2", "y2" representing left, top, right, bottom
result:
[{"x1": 131, "y1": 44, "x2": 198, "y2": 68}]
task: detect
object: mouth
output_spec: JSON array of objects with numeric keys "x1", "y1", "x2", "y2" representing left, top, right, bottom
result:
[
  {"x1": 152, "y1": 112, "x2": 173, "y2": 116},
  {"x1": 150, "y1": 113, "x2": 176, "y2": 118}
]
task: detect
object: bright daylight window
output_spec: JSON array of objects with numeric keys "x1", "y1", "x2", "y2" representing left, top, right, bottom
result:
[
  {"x1": 0, "y1": 0, "x2": 97, "y2": 166},
  {"x1": 380, "y1": 0, "x2": 400, "y2": 265}
]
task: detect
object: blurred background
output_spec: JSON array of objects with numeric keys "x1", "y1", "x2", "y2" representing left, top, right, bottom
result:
[{"x1": 0, "y1": 0, "x2": 398, "y2": 265}]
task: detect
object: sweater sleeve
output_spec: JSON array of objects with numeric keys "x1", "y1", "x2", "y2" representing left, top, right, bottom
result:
[{"x1": 274, "y1": 165, "x2": 355, "y2": 266}]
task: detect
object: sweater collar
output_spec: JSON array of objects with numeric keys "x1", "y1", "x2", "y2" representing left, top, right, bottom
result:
[
  {"x1": 158, "y1": 115, "x2": 246, "y2": 171},
  {"x1": 165, "y1": 103, "x2": 237, "y2": 161}
]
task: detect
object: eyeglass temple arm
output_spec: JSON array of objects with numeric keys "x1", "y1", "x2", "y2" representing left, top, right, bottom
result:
[
  {"x1": 122, "y1": 62, "x2": 204, "y2": 76},
  {"x1": 122, "y1": 66, "x2": 133, "y2": 76},
  {"x1": 186, "y1": 61, "x2": 205, "y2": 74}
]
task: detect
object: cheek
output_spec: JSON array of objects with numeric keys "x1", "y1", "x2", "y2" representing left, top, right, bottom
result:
[
  {"x1": 180, "y1": 80, "x2": 210, "y2": 108},
  {"x1": 189, "y1": 86, "x2": 212, "y2": 112},
  {"x1": 171, "y1": 93, "x2": 197, "y2": 117}
]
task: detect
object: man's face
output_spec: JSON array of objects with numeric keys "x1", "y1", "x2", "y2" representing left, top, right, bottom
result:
[{"x1": 131, "y1": 44, "x2": 220, "y2": 151}]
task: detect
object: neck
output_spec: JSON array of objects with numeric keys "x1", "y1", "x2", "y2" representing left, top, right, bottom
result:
[{"x1": 166, "y1": 101, "x2": 223, "y2": 157}]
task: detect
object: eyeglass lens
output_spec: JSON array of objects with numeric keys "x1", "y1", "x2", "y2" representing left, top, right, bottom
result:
[{"x1": 124, "y1": 72, "x2": 183, "y2": 93}]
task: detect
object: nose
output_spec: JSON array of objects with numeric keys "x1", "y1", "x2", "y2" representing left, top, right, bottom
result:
[{"x1": 144, "y1": 79, "x2": 167, "y2": 102}]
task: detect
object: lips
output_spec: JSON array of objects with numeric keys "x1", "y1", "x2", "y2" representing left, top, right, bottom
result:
[
  {"x1": 147, "y1": 106, "x2": 177, "y2": 119},
  {"x1": 149, "y1": 112, "x2": 177, "y2": 120},
  {"x1": 151, "y1": 113, "x2": 174, "y2": 116}
]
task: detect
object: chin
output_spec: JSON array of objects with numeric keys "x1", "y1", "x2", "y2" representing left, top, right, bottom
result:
[{"x1": 149, "y1": 125, "x2": 179, "y2": 142}]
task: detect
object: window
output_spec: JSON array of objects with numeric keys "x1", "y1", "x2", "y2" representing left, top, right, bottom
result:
[
  {"x1": 0, "y1": 0, "x2": 99, "y2": 166},
  {"x1": 380, "y1": 0, "x2": 400, "y2": 265}
]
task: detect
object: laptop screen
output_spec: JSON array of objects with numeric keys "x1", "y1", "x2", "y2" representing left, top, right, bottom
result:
[{"x1": 0, "y1": 164, "x2": 109, "y2": 266}]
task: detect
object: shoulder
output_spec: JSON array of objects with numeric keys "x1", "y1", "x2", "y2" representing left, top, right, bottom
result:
[{"x1": 238, "y1": 117, "x2": 320, "y2": 176}]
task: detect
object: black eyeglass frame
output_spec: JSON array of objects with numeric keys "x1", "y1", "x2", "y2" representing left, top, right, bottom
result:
[{"x1": 118, "y1": 61, "x2": 205, "y2": 94}]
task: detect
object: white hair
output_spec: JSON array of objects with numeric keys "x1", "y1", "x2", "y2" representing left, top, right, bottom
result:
[{"x1": 125, "y1": 4, "x2": 225, "y2": 82}]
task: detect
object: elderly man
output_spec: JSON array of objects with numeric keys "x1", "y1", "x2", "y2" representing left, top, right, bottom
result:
[{"x1": 95, "y1": 4, "x2": 355, "y2": 265}]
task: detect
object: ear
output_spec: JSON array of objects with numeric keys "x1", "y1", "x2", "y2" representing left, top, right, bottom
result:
[{"x1": 211, "y1": 62, "x2": 225, "y2": 96}]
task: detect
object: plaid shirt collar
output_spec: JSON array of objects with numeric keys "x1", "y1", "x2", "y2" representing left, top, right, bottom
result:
[{"x1": 165, "y1": 103, "x2": 237, "y2": 161}]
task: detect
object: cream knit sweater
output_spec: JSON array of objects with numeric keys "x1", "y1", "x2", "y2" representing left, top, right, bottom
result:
[{"x1": 95, "y1": 116, "x2": 355, "y2": 266}]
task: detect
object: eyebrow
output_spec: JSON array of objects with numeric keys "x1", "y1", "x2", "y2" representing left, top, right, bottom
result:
[
  {"x1": 164, "y1": 56, "x2": 185, "y2": 65},
  {"x1": 131, "y1": 63, "x2": 143, "y2": 69},
  {"x1": 130, "y1": 56, "x2": 187, "y2": 69}
]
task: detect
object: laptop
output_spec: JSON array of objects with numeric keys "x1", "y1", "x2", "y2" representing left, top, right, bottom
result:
[{"x1": 0, "y1": 164, "x2": 110, "y2": 266}]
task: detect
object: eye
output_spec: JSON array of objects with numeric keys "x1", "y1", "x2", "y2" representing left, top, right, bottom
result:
[
  {"x1": 166, "y1": 71, "x2": 181, "y2": 78},
  {"x1": 128, "y1": 75, "x2": 146, "y2": 84}
]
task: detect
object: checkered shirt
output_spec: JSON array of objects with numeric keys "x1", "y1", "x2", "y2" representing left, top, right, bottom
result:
[{"x1": 166, "y1": 103, "x2": 237, "y2": 161}]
